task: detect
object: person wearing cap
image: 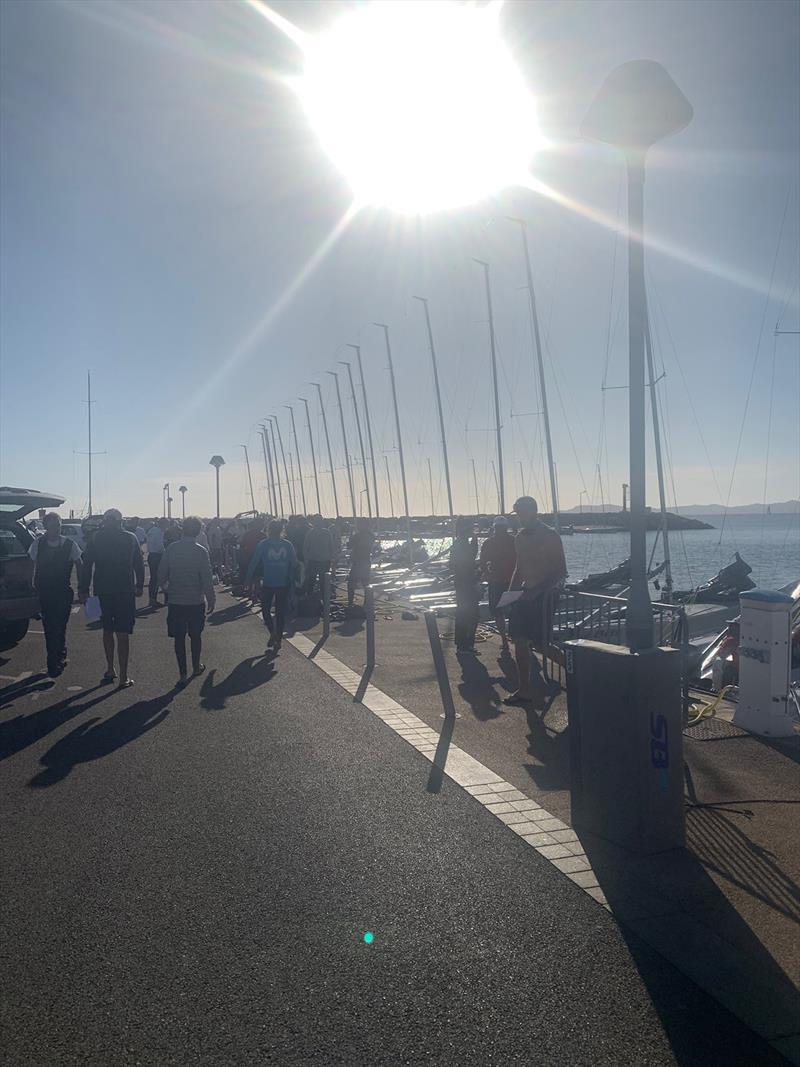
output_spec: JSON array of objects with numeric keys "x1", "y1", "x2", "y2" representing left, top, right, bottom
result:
[
  {"x1": 504, "y1": 496, "x2": 567, "y2": 704},
  {"x1": 79, "y1": 508, "x2": 145, "y2": 688},
  {"x1": 449, "y1": 517, "x2": 480, "y2": 655},
  {"x1": 29, "y1": 512, "x2": 82, "y2": 677},
  {"x1": 479, "y1": 516, "x2": 517, "y2": 650}
]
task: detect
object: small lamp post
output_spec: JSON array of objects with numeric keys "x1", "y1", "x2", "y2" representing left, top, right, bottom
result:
[
  {"x1": 582, "y1": 60, "x2": 692, "y2": 651},
  {"x1": 178, "y1": 485, "x2": 188, "y2": 519},
  {"x1": 209, "y1": 456, "x2": 225, "y2": 519}
]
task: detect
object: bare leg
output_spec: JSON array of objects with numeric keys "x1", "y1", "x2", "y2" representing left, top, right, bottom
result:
[
  {"x1": 174, "y1": 635, "x2": 188, "y2": 679},
  {"x1": 495, "y1": 611, "x2": 508, "y2": 646},
  {"x1": 513, "y1": 638, "x2": 532, "y2": 698},
  {"x1": 102, "y1": 631, "x2": 116, "y2": 677},
  {"x1": 117, "y1": 633, "x2": 130, "y2": 684},
  {"x1": 190, "y1": 634, "x2": 202, "y2": 673}
]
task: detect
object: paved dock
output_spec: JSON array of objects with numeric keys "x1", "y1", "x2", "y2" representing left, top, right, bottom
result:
[{"x1": 0, "y1": 587, "x2": 795, "y2": 1065}]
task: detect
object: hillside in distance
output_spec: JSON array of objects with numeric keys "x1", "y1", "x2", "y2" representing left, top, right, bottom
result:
[{"x1": 565, "y1": 500, "x2": 799, "y2": 515}]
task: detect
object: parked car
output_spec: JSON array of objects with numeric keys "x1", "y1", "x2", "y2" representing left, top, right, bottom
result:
[
  {"x1": 0, "y1": 487, "x2": 66, "y2": 646},
  {"x1": 59, "y1": 523, "x2": 86, "y2": 551}
]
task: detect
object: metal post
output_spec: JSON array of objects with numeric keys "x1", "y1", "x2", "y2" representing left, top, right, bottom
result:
[
  {"x1": 214, "y1": 471, "x2": 220, "y2": 518},
  {"x1": 241, "y1": 444, "x2": 256, "y2": 513},
  {"x1": 472, "y1": 459, "x2": 480, "y2": 514},
  {"x1": 312, "y1": 381, "x2": 339, "y2": 517},
  {"x1": 272, "y1": 415, "x2": 295, "y2": 514},
  {"x1": 365, "y1": 585, "x2": 375, "y2": 672},
  {"x1": 519, "y1": 460, "x2": 526, "y2": 496},
  {"x1": 300, "y1": 397, "x2": 322, "y2": 514},
  {"x1": 625, "y1": 154, "x2": 654, "y2": 650},
  {"x1": 285, "y1": 405, "x2": 307, "y2": 515},
  {"x1": 349, "y1": 344, "x2": 380, "y2": 520},
  {"x1": 268, "y1": 420, "x2": 284, "y2": 516},
  {"x1": 373, "y1": 323, "x2": 412, "y2": 565},
  {"x1": 264, "y1": 424, "x2": 277, "y2": 512},
  {"x1": 645, "y1": 313, "x2": 672, "y2": 599},
  {"x1": 413, "y1": 296, "x2": 454, "y2": 518},
  {"x1": 425, "y1": 611, "x2": 456, "y2": 720},
  {"x1": 322, "y1": 570, "x2": 331, "y2": 641},
  {"x1": 340, "y1": 359, "x2": 371, "y2": 517},
  {"x1": 288, "y1": 452, "x2": 296, "y2": 511},
  {"x1": 87, "y1": 371, "x2": 93, "y2": 517},
  {"x1": 166, "y1": 483, "x2": 171, "y2": 520},
  {"x1": 427, "y1": 457, "x2": 435, "y2": 515},
  {"x1": 509, "y1": 218, "x2": 560, "y2": 529},
  {"x1": 474, "y1": 260, "x2": 504, "y2": 514},
  {"x1": 327, "y1": 369, "x2": 356, "y2": 517}
]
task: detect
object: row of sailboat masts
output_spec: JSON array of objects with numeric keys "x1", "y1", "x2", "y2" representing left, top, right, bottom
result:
[{"x1": 251, "y1": 221, "x2": 567, "y2": 553}]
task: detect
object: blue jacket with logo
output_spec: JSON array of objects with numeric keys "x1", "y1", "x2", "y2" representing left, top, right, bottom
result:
[{"x1": 246, "y1": 537, "x2": 297, "y2": 588}]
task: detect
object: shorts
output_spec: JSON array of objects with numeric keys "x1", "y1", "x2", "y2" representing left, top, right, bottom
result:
[
  {"x1": 507, "y1": 592, "x2": 556, "y2": 648},
  {"x1": 167, "y1": 603, "x2": 206, "y2": 640},
  {"x1": 488, "y1": 580, "x2": 510, "y2": 614},
  {"x1": 99, "y1": 592, "x2": 136, "y2": 634}
]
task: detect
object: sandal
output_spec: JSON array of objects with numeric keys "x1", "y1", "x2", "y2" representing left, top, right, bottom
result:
[
  {"x1": 117, "y1": 679, "x2": 134, "y2": 689},
  {"x1": 101, "y1": 672, "x2": 117, "y2": 685}
]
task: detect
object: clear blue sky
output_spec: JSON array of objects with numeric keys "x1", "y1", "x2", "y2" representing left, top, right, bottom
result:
[{"x1": 1, "y1": 0, "x2": 798, "y2": 519}]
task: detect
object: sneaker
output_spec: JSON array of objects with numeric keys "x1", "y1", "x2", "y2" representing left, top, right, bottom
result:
[{"x1": 192, "y1": 664, "x2": 206, "y2": 677}]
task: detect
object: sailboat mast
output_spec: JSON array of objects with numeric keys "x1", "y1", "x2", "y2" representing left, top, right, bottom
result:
[
  {"x1": 384, "y1": 454, "x2": 395, "y2": 518},
  {"x1": 348, "y1": 344, "x2": 380, "y2": 522},
  {"x1": 312, "y1": 381, "x2": 339, "y2": 517},
  {"x1": 299, "y1": 397, "x2": 322, "y2": 514},
  {"x1": 285, "y1": 405, "x2": 307, "y2": 515},
  {"x1": 340, "y1": 360, "x2": 371, "y2": 518},
  {"x1": 327, "y1": 370, "x2": 356, "y2": 517},
  {"x1": 373, "y1": 323, "x2": 412, "y2": 564},
  {"x1": 259, "y1": 428, "x2": 273, "y2": 513},
  {"x1": 474, "y1": 260, "x2": 505, "y2": 514},
  {"x1": 268, "y1": 420, "x2": 284, "y2": 516},
  {"x1": 427, "y1": 457, "x2": 435, "y2": 515},
  {"x1": 510, "y1": 218, "x2": 559, "y2": 529},
  {"x1": 262, "y1": 423, "x2": 278, "y2": 515},
  {"x1": 413, "y1": 296, "x2": 454, "y2": 518},
  {"x1": 241, "y1": 444, "x2": 256, "y2": 513},
  {"x1": 272, "y1": 415, "x2": 295, "y2": 514},
  {"x1": 472, "y1": 458, "x2": 480, "y2": 514},
  {"x1": 645, "y1": 313, "x2": 672, "y2": 598}
]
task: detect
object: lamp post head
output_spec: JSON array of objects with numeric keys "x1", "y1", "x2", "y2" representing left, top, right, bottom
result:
[
  {"x1": 209, "y1": 455, "x2": 225, "y2": 469},
  {"x1": 581, "y1": 60, "x2": 692, "y2": 154},
  {"x1": 178, "y1": 485, "x2": 187, "y2": 494}
]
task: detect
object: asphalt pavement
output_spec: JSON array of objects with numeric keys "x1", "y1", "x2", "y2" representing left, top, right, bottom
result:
[{"x1": 0, "y1": 592, "x2": 787, "y2": 1065}]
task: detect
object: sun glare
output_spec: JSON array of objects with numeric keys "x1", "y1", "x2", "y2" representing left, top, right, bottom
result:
[{"x1": 295, "y1": 0, "x2": 544, "y2": 214}]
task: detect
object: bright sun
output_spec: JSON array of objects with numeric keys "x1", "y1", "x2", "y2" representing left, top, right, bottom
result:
[{"x1": 295, "y1": 0, "x2": 544, "y2": 215}]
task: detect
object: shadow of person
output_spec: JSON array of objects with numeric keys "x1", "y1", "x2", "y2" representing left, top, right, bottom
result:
[
  {"x1": 455, "y1": 651, "x2": 505, "y2": 721},
  {"x1": 207, "y1": 602, "x2": 252, "y2": 626},
  {"x1": 0, "y1": 684, "x2": 113, "y2": 761},
  {"x1": 334, "y1": 619, "x2": 365, "y2": 637},
  {"x1": 0, "y1": 672, "x2": 52, "y2": 708},
  {"x1": 199, "y1": 656, "x2": 276, "y2": 710},
  {"x1": 29, "y1": 690, "x2": 175, "y2": 787}
]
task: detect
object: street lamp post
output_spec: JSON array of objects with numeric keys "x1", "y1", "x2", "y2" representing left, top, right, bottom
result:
[
  {"x1": 582, "y1": 60, "x2": 692, "y2": 651},
  {"x1": 209, "y1": 456, "x2": 225, "y2": 519},
  {"x1": 178, "y1": 485, "x2": 188, "y2": 519}
]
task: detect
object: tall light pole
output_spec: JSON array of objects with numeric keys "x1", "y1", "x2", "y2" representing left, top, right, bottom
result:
[
  {"x1": 373, "y1": 323, "x2": 412, "y2": 564},
  {"x1": 299, "y1": 397, "x2": 322, "y2": 514},
  {"x1": 413, "y1": 296, "x2": 453, "y2": 519},
  {"x1": 209, "y1": 456, "x2": 225, "y2": 519},
  {"x1": 508, "y1": 218, "x2": 559, "y2": 530},
  {"x1": 311, "y1": 381, "x2": 339, "y2": 517},
  {"x1": 284, "y1": 405, "x2": 307, "y2": 515},
  {"x1": 583, "y1": 60, "x2": 692, "y2": 650},
  {"x1": 339, "y1": 360, "x2": 371, "y2": 518},
  {"x1": 327, "y1": 369, "x2": 356, "y2": 517},
  {"x1": 241, "y1": 444, "x2": 256, "y2": 513},
  {"x1": 474, "y1": 260, "x2": 505, "y2": 514},
  {"x1": 347, "y1": 344, "x2": 380, "y2": 522},
  {"x1": 178, "y1": 485, "x2": 188, "y2": 519}
]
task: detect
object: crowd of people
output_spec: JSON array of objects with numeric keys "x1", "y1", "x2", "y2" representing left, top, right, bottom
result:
[{"x1": 29, "y1": 498, "x2": 565, "y2": 705}]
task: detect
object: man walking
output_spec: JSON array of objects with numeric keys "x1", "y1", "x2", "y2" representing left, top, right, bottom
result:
[
  {"x1": 450, "y1": 517, "x2": 480, "y2": 655},
  {"x1": 303, "y1": 514, "x2": 333, "y2": 597},
  {"x1": 29, "y1": 512, "x2": 82, "y2": 677},
  {"x1": 246, "y1": 519, "x2": 297, "y2": 651},
  {"x1": 347, "y1": 518, "x2": 374, "y2": 608},
  {"x1": 145, "y1": 518, "x2": 167, "y2": 607},
  {"x1": 504, "y1": 496, "x2": 567, "y2": 705},
  {"x1": 479, "y1": 516, "x2": 517, "y2": 650},
  {"x1": 157, "y1": 516, "x2": 215, "y2": 685},
  {"x1": 79, "y1": 508, "x2": 145, "y2": 688}
]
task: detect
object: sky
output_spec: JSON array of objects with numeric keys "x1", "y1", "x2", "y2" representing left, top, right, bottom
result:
[{"x1": 1, "y1": 0, "x2": 798, "y2": 521}]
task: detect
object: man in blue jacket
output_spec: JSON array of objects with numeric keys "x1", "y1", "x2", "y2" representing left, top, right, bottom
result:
[{"x1": 246, "y1": 520, "x2": 297, "y2": 651}]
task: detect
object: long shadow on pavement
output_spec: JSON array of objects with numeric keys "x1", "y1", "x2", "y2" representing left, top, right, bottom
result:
[
  {"x1": 0, "y1": 684, "x2": 114, "y2": 762},
  {"x1": 207, "y1": 602, "x2": 253, "y2": 626},
  {"x1": 28, "y1": 689, "x2": 176, "y2": 787},
  {"x1": 199, "y1": 655, "x2": 276, "y2": 710}
]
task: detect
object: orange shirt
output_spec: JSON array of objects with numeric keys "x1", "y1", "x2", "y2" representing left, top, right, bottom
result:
[{"x1": 513, "y1": 521, "x2": 567, "y2": 591}]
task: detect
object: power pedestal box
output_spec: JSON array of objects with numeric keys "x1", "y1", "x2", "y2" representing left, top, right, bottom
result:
[
  {"x1": 566, "y1": 640, "x2": 685, "y2": 855},
  {"x1": 733, "y1": 589, "x2": 795, "y2": 738}
]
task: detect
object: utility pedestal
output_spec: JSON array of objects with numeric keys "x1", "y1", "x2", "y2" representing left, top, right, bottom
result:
[
  {"x1": 566, "y1": 640, "x2": 685, "y2": 854},
  {"x1": 733, "y1": 589, "x2": 795, "y2": 739}
]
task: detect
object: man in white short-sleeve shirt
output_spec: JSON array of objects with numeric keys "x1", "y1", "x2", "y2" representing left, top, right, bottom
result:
[{"x1": 29, "y1": 512, "x2": 82, "y2": 677}]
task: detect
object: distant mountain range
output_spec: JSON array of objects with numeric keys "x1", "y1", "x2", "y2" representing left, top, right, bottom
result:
[{"x1": 565, "y1": 500, "x2": 799, "y2": 515}]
